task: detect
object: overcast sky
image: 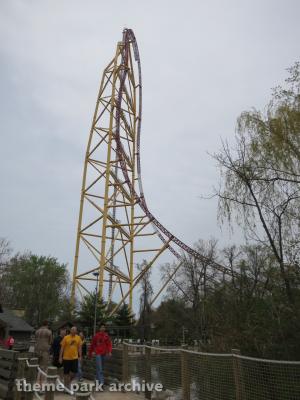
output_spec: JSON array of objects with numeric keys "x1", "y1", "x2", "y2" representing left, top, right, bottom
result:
[{"x1": 1, "y1": 1, "x2": 299, "y2": 289}]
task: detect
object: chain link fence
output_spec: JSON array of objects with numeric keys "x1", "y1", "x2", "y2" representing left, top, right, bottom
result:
[{"x1": 122, "y1": 344, "x2": 300, "y2": 400}]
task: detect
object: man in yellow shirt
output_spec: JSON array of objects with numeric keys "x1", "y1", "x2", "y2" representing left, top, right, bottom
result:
[{"x1": 59, "y1": 326, "x2": 82, "y2": 388}]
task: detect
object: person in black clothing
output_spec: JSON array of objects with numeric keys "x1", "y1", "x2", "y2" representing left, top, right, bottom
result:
[
  {"x1": 79, "y1": 332, "x2": 87, "y2": 357},
  {"x1": 51, "y1": 329, "x2": 66, "y2": 368},
  {"x1": 77, "y1": 331, "x2": 87, "y2": 381}
]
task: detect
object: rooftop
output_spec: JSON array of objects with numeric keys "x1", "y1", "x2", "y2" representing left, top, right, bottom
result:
[{"x1": 0, "y1": 306, "x2": 34, "y2": 332}]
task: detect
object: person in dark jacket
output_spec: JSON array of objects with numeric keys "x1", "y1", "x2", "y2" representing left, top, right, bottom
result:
[
  {"x1": 88, "y1": 324, "x2": 112, "y2": 385},
  {"x1": 51, "y1": 329, "x2": 66, "y2": 368},
  {"x1": 77, "y1": 332, "x2": 87, "y2": 381},
  {"x1": 79, "y1": 332, "x2": 87, "y2": 357}
]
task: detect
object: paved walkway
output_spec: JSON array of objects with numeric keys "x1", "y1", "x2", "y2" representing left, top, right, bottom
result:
[
  {"x1": 55, "y1": 393, "x2": 144, "y2": 399},
  {"x1": 45, "y1": 379, "x2": 145, "y2": 399}
]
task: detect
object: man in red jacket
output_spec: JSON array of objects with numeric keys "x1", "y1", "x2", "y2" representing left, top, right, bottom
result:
[{"x1": 88, "y1": 324, "x2": 112, "y2": 385}]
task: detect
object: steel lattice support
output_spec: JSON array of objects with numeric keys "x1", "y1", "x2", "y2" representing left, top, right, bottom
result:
[
  {"x1": 71, "y1": 29, "x2": 233, "y2": 316},
  {"x1": 71, "y1": 32, "x2": 171, "y2": 314}
]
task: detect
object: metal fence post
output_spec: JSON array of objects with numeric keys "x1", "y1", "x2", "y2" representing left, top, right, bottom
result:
[
  {"x1": 181, "y1": 350, "x2": 190, "y2": 400},
  {"x1": 122, "y1": 343, "x2": 129, "y2": 383},
  {"x1": 145, "y1": 346, "x2": 151, "y2": 400},
  {"x1": 45, "y1": 366, "x2": 57, "y2": 400}
]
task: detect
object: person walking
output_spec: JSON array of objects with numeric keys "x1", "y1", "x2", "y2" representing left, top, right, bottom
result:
[
  {"x1": 51, "y1": 329, "x2": 66, "y2": 371},
  {"x1": 88, "y1": 323, "x2": 112, "y2": 386},
  {"x1": 35, "y1": 320, "x2": 52, "y2": 384},
  {"x1": 59, "y1": 326, "x2": 82, "y2": 389},
  {"x1": 77, "y1": 332, "x2": 87, "y2": 381}
]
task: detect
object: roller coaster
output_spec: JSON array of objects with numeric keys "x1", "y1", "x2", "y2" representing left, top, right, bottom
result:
[{"x1": 71, "y1": 29, "x2": 230, "y2": 315}]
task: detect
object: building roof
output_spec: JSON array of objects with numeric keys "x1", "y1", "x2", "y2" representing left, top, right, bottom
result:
[
  {"x1": 51, "y1": 320, "x2": 74, "y2": 331},
  {"x1": 0, "y1": 307, "x2": 34, "y2": 332}
]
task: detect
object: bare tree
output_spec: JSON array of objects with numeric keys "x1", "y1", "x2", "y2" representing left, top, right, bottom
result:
[
  {"x1": 137, "y1": 260, "x2": 154, "y2": 341},
  {"x1": 214, "y1": 135, "x2": 300, "y2": 304},
  {"x1": 213, "y1": 65, "x2": 300, "y2": 305},
  {"x1": 0, "y1": 238, "x2": 12, "y2": 305},
  {"x1": 162, "y1": 239, "x2": 219, "y2": 340}
]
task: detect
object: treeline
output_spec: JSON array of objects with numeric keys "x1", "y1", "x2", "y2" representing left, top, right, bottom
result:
[
  {"x1": 152, "y1": 241, "x2": 300, "y2": 360},
  {"x1": 0, "y1": 241, "x2": 134, "y2": 333},
  {"x1": 0, "y1": 241, "x2": 72, "y2": 327}
]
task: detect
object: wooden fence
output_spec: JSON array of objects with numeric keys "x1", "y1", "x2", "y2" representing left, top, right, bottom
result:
[
  {"x1": 0, "y1": 349, "x2": 18, "y2": 400},
  {"x1": 0, "y1": 348, "x2": 124, "y2": 400}
]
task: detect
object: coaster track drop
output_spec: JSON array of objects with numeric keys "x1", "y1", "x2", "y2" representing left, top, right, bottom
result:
[{"x1": 71, "y1": 29, "x2": 230, "y2": 314}]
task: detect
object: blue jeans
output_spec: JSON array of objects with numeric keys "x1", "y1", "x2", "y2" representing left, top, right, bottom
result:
[{"x1": 96, "y1": 355, "x2": 105, "y2": 384}]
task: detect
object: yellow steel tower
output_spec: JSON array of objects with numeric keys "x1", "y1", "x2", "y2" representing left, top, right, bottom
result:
[
  {"x1": 71, "y1": 29, "x2": 230, "y2": 315},
  {"x1": 71, "y1": 30, "x2": 173, "y2": 314}
]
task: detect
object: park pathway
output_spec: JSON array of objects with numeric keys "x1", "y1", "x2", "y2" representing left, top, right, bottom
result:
[{"x1": 54, "y1": 393, "x2": 144, "y2": 400}]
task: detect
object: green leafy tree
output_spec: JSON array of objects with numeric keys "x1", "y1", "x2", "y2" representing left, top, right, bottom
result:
[
  {"x1": 2, "y1": 253, "x2": 69, "y2": 326},
  {"x1": 114, "y1": 303, "x2": 135, "y2": 338},
  {"x1": 213, "y1": 63, "x2": 300, "y2": 305},
  {"x1": 56, "y1": 294, "x2": 75, "y2": 322},
  {"x1": 152, "y1": 299, "x2": 190, "y2": 345},
  {"x1": 76, "y1": 293, "x2": 108, "y2": 334},
  {"x1": 243, "y1": 62, "x2": 300, "y2": 175}
]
